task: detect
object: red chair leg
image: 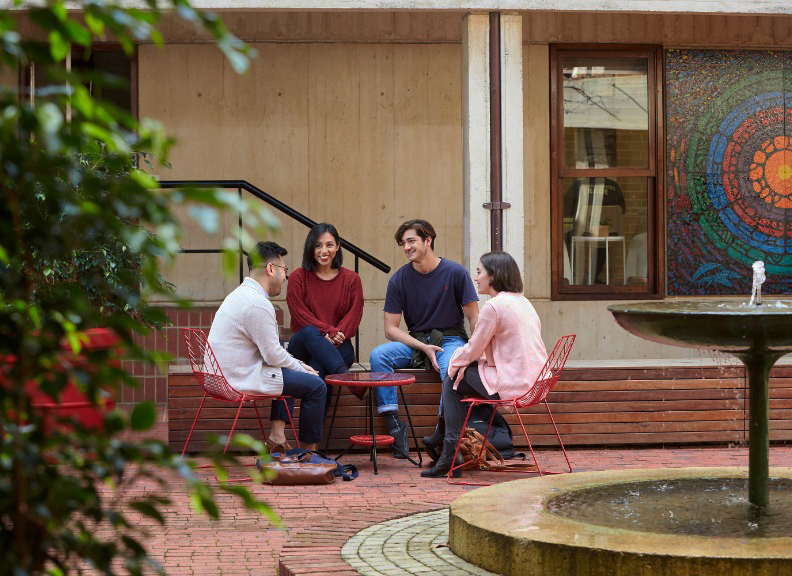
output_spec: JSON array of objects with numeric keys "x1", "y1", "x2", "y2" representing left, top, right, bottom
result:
[
  {"x1": 252, "y1": 400, "x2": 267, "y2": 444},
  {"x1": 446, "y1": 404, "x2": 491, "y2": 487},
  {"x1": 513, "y1": 410, "x2": 543, "y2": 476},
  {"x1": 182, "y1": 392, "x2": 208, "y2": 456},
  {"x1": 543, "y1": 400, "x2": 572, "y2": 473},
  {"x1": 224, "y1": 400, "x2": 245, "y2": 453},
  {"x1": 281, "y1": 398, "x2": 300, "y2": 449},
  {"x1": 473, "y1": 406, "x2": 498, "y2": 463}
]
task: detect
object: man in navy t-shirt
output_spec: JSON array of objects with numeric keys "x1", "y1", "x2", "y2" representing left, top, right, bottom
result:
[{"x1": 370, "y1": 219, "x2": 479, "y2": 458}]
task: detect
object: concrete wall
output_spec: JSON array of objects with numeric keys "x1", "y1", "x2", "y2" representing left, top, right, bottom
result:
[
  {"x1": 139, "y1": 11, "x2": 792, "y2": 363},
  {"x1": 139, "y1": 36, "x2": 464, "y2": 358}
]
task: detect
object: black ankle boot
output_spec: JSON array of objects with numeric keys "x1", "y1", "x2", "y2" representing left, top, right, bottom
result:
[
  {"x1": 422, "y1": 419, "x2": 445, "y2": 462},
  {"x1": 423, "y1": 443, "x2": 441, "y2": 463},
  {"x1": 421, "y1": 439, "x2": 463, "y2": 478},
  {"x1": 422, "y1": 417, "x2": 445, "y2": 448}
]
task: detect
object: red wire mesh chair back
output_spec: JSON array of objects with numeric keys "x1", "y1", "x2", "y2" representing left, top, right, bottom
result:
[
  {"x1": 514, "y1": 334, "x2": 576, "y2": 409},
  {"x1": 182, "y1": 328, "x2": 243, "y2": 402}
]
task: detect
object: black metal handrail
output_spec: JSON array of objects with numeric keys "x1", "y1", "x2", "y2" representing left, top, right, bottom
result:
[
  {"x1": 160, "y1": 179, "x2": 390, "y2": 276},
  {"x1": 160, "y1": 179, "x2": 391, "y2": 362}
]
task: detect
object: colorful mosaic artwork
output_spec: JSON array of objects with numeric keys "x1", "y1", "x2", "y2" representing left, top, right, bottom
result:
[{"x1": 666, "y1": 49, "x2": 792, "y2": 295}]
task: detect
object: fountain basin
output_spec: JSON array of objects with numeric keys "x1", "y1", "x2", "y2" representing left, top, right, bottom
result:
[
  {"x1": 449, "y1": 468, "x2": 792, "y2": 576},
  {"x1": 608, "y1": 300, "x2": 792, "y2": 353},
  {"x1": 609, "y1": 299, "x2": 792, "y2": 508}
]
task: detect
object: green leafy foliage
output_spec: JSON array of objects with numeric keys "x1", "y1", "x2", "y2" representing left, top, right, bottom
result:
[{"x1": 0, "y1": 2, "x2": 275, "y2": 574}]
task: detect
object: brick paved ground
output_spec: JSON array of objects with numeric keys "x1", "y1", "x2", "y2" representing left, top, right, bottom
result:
[{"x1": 115, "y1": 442, "x2": 792, "y2": 575}]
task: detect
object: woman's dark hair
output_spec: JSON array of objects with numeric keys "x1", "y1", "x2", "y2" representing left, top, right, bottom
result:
[
  {"x1": 394, "y1": 219, "x2": 436, "y2": 250},
  {"x1": 248, "y1": 241, "x2": 288, "y2": 272},
  {"x1": 479, "y1": 251, "x2": 523, "y2": 294},
  {"x1": 302, "y1": 223, "x2": 343, "y2": 271}
]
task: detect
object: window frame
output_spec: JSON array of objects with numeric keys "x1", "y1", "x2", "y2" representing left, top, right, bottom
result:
[
  {"x1": 550, "y1": 44, "x2": 664, "y2": 301},
  {"x1": 19, "y1": 44, "x2": 138, "y2": 121}
]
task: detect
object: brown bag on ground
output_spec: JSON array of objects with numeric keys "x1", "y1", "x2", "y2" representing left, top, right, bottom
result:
[
  {"x1": 256, "y1": 453, "x2": 336, "y2": 485},
  {"x1": 458, "y1": 427, "x2": 538, "y2": 472}
]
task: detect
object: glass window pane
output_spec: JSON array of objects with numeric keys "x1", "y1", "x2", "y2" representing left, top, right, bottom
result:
[
  {"x1": 562, "y1": 176, "x2": 648, "y2": 286},
  {"x1": 562, "y1": 58, "x2": 649, "y2": 169},
  {"x1": 73, "y1": 51, "x2": 132, "y2": 114}
]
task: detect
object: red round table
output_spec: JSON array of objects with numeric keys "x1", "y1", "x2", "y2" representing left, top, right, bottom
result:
[{"x1": 324, "y1": 372, "x2": 422, "y2": 474}]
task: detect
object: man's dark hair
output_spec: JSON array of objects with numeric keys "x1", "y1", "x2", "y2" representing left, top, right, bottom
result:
[
  {"x1": 479, "y1": 251, "x2": 523, "y2": 294},
  {"x1": 394, "y1": 219, "x2": 436, "y2": 250},
  {"x1": 248, "y1": 241, "x2": 288, "y2": 272},
  {"x1": 302, "y1": 223, "x2": 343, "y2": 271}
]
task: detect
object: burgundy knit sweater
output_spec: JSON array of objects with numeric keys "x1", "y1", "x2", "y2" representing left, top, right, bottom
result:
[{"x1": 286, "y1": 266, "x2": 364, "y2": 341}]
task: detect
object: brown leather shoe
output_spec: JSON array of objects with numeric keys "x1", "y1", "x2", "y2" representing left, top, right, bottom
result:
[{"x1": 265, "y1": 437, "x2": 292, "y2": 454}]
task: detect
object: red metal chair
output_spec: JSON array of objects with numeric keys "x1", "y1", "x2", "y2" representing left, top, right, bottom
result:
[
  {"x1": 447, "y1": 334, "x2": 576, "y2": 485},
  {"x1": 181, "y1": 328, "x2": 299, "y2": 455}
]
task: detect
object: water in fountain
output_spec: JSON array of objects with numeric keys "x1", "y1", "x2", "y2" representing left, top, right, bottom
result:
[
  {"x1": 548, "y1": 478, "x2": 792, "y2": 538},
  {"x1": 749, "y1": 260, "x2": 765, "y2": 306}
]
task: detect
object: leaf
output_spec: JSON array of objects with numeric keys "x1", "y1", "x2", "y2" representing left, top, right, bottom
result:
[
  {"x1": 128, "y1": 500, "x2": 165, "y2": 524},
  {"x1": 49, "y1": 30, "x2": 69, "y2": 61},
  {"x1": 129, "y1": 401, "x2": 156, "y2": 431},
  {"x1": 187, "y1": 204, "x2": 219, "y2": 234},
  {"x1": 64, "y1": 19, "x2": 92, "y2": 47},
  {"x1": 84, "y1": 13, "x2": 105, "y2": 38}
]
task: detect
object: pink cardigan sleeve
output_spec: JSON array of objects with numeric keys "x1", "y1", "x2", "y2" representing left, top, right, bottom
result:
[{"x1": 448, "y1": 301, "x2": 496, "y2": 383}]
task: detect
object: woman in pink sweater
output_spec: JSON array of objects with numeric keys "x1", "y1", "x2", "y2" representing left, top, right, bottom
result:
[{"x1": 421, "y1": 251, "x2": 548, "y2": 478}]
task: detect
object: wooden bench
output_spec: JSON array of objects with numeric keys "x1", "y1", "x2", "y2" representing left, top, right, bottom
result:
[{"x1": 167, "y1": 360, "x2": 792, "y2": 453}]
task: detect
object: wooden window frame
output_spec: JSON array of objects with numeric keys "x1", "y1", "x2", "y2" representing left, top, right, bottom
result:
[
  {"x1": 550, "y1": 44, "x2": 664, "y2": 301},
  {"x1": 19, "y1": 44, "x2": 138, "y2": 121}
]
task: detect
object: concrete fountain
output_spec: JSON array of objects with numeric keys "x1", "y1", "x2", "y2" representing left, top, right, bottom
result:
[{"x1": 449, "y1": 262, "x2": 792, "y2": 574}]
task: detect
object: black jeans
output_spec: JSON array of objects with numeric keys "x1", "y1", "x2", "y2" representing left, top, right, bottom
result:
[
  {"x1": 442, "y1": 362, "x2": 499, "y2": 442},
  {"x1": 280, "y1": 325, "x2": 355, "y2": 414},
  {"x1": 272, "y1": 368, "x2": 327, "y2": 444}
]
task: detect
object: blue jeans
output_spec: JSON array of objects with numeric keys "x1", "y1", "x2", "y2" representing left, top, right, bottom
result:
[
  {"x1": 286, "y1": 325, "x2": 355, "y2": 412},
  {"x1": 369, "y1": 335, "x2": 467, "y2": 414},
  {"x1": 270, "y1": 368, "x2": 327, "y2": 444}
]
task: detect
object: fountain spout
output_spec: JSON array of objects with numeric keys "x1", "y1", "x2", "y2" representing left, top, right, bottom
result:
[{"x1": 750, "y1": 261, "x2": 765, "y2": 306}]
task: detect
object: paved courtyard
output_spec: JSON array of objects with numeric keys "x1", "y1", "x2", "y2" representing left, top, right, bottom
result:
[{"x1": 120, "y1": 439, "x2": 792, "y2": 575}]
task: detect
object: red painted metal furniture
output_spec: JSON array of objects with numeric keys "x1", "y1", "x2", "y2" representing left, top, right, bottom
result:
[
  {"x1": 448, "y1": 334, "x2": 576, "y2": 485},
  {"x1": 180, "y1": 328, "x2": 298, "y2": 455},
  {"x1": 323, "y1": 372, "x2": 422, "y2": 474},
  {"x1": 0, "y1": 328, "x2": 119, "y2": 434}
]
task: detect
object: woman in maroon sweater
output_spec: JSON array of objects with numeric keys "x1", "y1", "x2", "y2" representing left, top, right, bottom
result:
[{"x1": 286, "y1": 223, "x2": 365, "y2": 409}]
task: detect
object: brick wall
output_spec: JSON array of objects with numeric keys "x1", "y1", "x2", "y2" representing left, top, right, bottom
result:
[{"x1": 119, "y1": 306, "x2": 286, "y2": 410}]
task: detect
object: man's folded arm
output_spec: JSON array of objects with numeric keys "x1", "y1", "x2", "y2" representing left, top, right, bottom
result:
[{"x1": 247, "y1": 303, "x2": 306, "y2": 372}]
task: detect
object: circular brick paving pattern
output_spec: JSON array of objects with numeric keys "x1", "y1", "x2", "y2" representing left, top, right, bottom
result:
[{"x1": 341, "y1": 509, "x2": 498, "y2": 576}]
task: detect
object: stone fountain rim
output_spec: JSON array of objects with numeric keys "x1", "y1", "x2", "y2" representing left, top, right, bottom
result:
[
  {"x1": 608, "y1": 301, "x2": 792, "y2": 317},
  {"x1": 450, "y1": 467, "x2": 792, "y2": 560}
]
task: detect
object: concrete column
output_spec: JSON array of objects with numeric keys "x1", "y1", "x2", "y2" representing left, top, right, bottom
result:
[
  {"x1": 499, "y1": 13, "x2": 524, "y2": 276},
  {"x1": 462, "y1": 13, "x2": 490, "y2": 275}
]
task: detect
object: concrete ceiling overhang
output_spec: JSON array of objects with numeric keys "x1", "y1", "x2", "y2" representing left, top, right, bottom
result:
[
  {"x1": 7, "y1": 1, "x2": 792, "y2": 16},
  {"x1": 142, "y1": 1, "x2": 792, "y2": 16}
]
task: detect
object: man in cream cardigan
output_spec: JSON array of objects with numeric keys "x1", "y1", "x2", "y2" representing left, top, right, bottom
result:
[{"x1": 208, "y1": 241, "x2": 327, "y2": 451}]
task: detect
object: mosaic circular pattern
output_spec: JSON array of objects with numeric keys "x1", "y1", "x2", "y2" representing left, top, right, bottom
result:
[
  {"x1": 341, "y1": 509, "x2": 497, "y2": 576},
  {"x1": 667, "y1": 51, "x2": 792, "y2": 294},
  {"x1": 750, "y1": 137, "x2": 792, "y2": 208},
  {"x1": 704, "y1": 92, "x2": 792, "y2": 260}
]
